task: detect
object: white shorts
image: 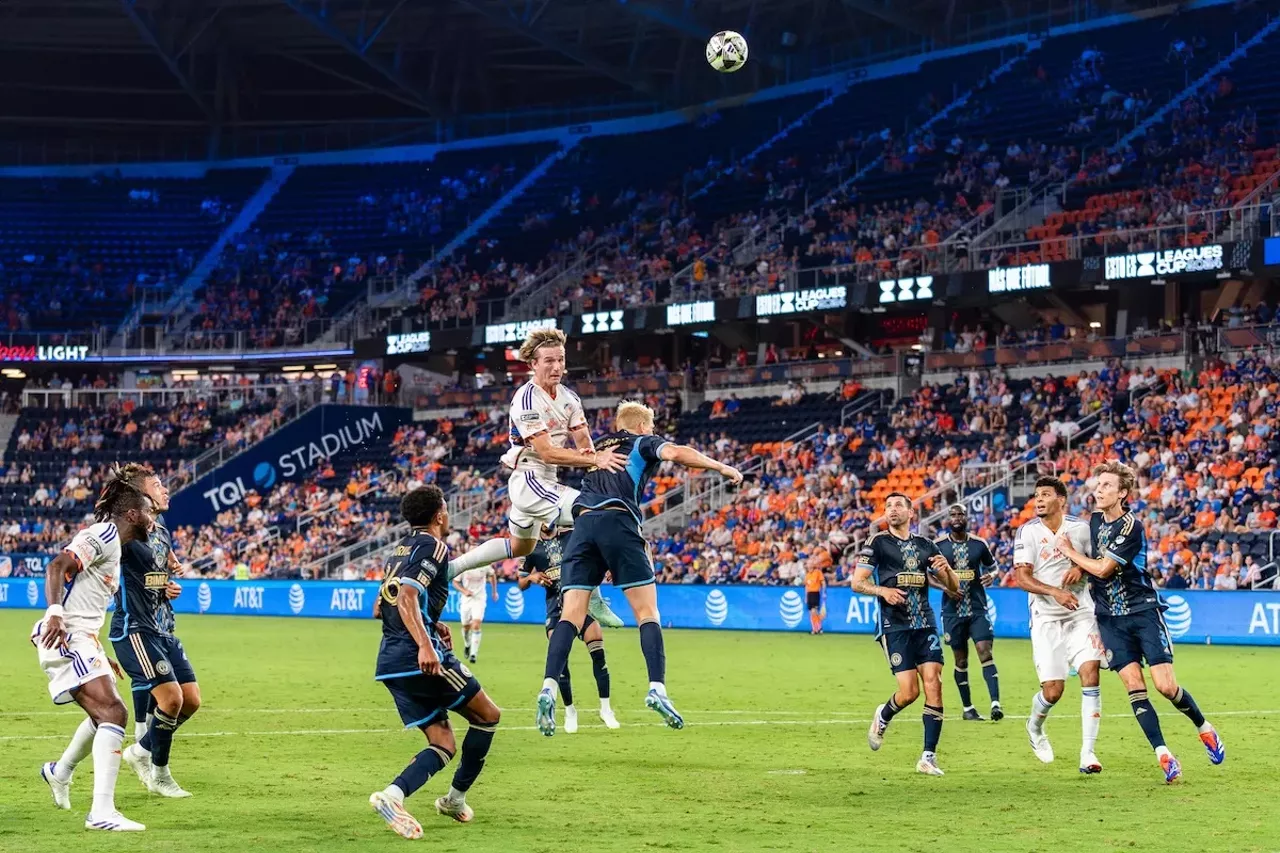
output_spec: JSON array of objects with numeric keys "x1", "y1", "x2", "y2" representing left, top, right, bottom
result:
[
  {"x1": 30, "y1": 621, "x2": 115, "y2": 706},
  {"x1": 1030, "y1": 610, "x2": 1105, "y2": 683},
  {"x1": 508, "y1": 470, "x2": 578, "y2": 539},
  {"x1": 460, "y1": 595, "x2": 488, "y2": 624}
]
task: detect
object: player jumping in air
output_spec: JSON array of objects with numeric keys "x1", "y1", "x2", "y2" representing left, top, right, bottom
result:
[
  {"x1": 370, "y1": 486, "x2": 503, "y2": 836},
  {"x1": 453, "y1": 565, "x2": 498, "y2": 664},
  {"x1": 519, "y1": 526, "x2": 621, "y2": 732},
  {"x1": 1056, "y1": 462, "x2": 1225, "y2": 784},
  {"x1": 535, "y1": 400, "x2": 743, "y2": 736},
  {"x1": 34, "y1": 469, "x2": 156, "y2": 831},
  {"x1": 107, "y1": 464, "x2": 202, "y2": 798},
  {"x1": 934, "y1": 504, "x2": 1002, "y2": 722},
  {"x1": 447, "y1": 327, "x2": 624, "y2": 627},
  {"x1": 1013, "y1": 476, "x2": 1105, "y2": 773},
  {"x1": 854, "y1": 492, "x2": 959, "y2": 776}
]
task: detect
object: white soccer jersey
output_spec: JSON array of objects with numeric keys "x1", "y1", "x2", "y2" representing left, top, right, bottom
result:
[
  {"x1": 60, "y1": 522, "x2": 124, "y2": 635},
  {"x1": 1014, "y1": 516, "x2": 1094, "y2": 621},
  {"x1": 500, "y1": 380, "x2": 587, "y2": 480},
  {"x1": 457, "y1": 566, "x2": 493, "y2": 595}
]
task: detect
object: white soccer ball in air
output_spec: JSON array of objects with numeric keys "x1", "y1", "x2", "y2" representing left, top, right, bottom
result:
[{"x1": 707, "y1": 30, "x2": 749, "y2": 73}]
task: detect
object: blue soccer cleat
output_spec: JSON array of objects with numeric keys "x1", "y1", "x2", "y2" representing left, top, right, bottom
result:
[
  {"x1": 1199, "y1": 726, "x2": 1225, "y2": 765},
  {"x1": 536, "y1": 688, "x2": 557, "y2": 737},
  {"x1": 645, "y1": 689, "x2": 684, "y2": 729},
  {"x1": 588, "y1": 588, "x2": 624, "y2": 628},
  {"x1": 1159, "y1": 752, "x2": 1182, "y2": 784}
]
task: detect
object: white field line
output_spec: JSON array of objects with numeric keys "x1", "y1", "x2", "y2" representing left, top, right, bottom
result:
[{"x1": 0, "y1": 708, "x2": 1273, "y2": 742}]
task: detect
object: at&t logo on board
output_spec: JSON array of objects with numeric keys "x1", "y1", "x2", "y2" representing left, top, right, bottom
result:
[
  {"x1": 985, "y1": 597, "x2": 998, "y2": 625},
  {"x1": 288, "y1": 583, "x2": 306, "y2": 615},
  {"x1": 27, "y1": 580, "x2": 39, "y2": 607},
  {"x1": 197, "y1": 583, "x2": 212, "y2": 613},
  {"x1": 504, "y1": 586, "x2": 525, "y2": 620},
  {"x1": 779, "y1": 590, "x2": 805, "y2": 628},
  {"x1": 1163, "y1": 595, "x2": 1192, "y2": 639},
  {"x1": 704, "y1": 589, "x2": 728, "y2": 626}
]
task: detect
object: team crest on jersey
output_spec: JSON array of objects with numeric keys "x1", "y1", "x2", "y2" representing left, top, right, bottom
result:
[
  {"x1": 943, "y1": 633, "x2": 952, "y2": 644},
  {"x1": 1115, "y1": 536, "x2": 1126, "y2": 544},
  {"x1": 890, "y1": 653, "x2": 903, "y2": 667},
  {"x1": 1104, "y1": 649, "x2": 1114, "y2": 664},
  {"x1": 156, "y1": 659, "x2": 172, "y2": 676},
  {"x1": 904, "y1": 555, "x2": 919, "y2": 571}
]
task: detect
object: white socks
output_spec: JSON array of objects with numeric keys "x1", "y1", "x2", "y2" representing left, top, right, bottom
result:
[
  {"x1": 134, "y1": 718, "x2": 148, "y2": 743},
  {"x1": 470, "y1": 631, "x2": 482, "y2": 658},
  {"x1": 1081, "y1": 687, "x2": 1101, "y2": 755},
  {"x1": 649, "y1": 682, "x2": 666, "y2": 695},
  {"x1": 1030, "y1": 690, "x2": 1056, "y2": 730},
  {"x1": 91, "y1": 723, "x2": 126, "y2": 816},
  {"x1": 446, "y1": 785, "x2": 466, "y2": 805},
  {"x1": 600, "y1": 697, "x2": 612, "y2": 713},
  {"x1": 448, "y1": 539, "x2": 511, "y2": 577},
  {"x1": 542, "y1": 677, "x2": 558, "y2": 693},
  {"x1": 55, "y1": 718, "x2": 97, "y2": 782},
  {"x1": 384, "y1": 784, "x2": 406, "y2": 803}
]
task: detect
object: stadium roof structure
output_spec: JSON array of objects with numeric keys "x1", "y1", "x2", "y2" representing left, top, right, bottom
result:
[{"x1": 0, "y1": 0, "x2": 1162, "y2": 162}]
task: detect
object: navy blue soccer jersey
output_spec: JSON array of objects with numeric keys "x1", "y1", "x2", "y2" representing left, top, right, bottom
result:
[
  {"x1": 574, "y1": 430, "x2": 670, "y2": 523},
  {"x1": 934, "y1": 534, "x2": 995, "y2": 619},
  {"x1": 375, "y1": 530, "x2": 451, "y2": 680},
  {"x1": 1088, "y1": 511, "x2": 1160, "y2": 617},
  {"x1": 109, "y1": 515, "x2": 176, "y2": 641},
  {"x1": 858, "y1": 532, "x2": 943, "y2": 635},
  {"x1": 520, "y1": 533, "x2": 568, "y2": 606}
]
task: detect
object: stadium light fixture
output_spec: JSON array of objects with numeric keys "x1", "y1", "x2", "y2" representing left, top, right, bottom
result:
[
  {"x1": 1215, "y1": 270, "x2": 1231, "y2": 280},
  {"x1": 1089, "y1": 321, "x2": 1102, "y2": 329},
  {"x1": 282, "y1": 365, "x2": 306, "y2": 372},
  {"x1": 1150, "y1": 277, "x2": 1167, "y2": 286},
  {"x1": 313, "y1": 364, "x2": 339, "y2": 370}
]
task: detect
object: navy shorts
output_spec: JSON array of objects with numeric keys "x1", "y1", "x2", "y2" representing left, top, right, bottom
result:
[
  {"x1": 381, "y1": 653, "x2": 481, "y2": 729},
  {"x1": 806, "y1": 591, "x2": 822, "y2": 610},
  {"x1": 941, "y1": 612, "x2": 994, "y2": 649},
  {"x1": 879, "y1": 629, "x2": 944, "y2": 673},
  {"x1": 1097, "y1": 609, "x2": 1173, "y2": 671},
  {"x1": 561, "y1": 509, "x2": 655, "y2": 591},
  {"x1": 111, "y1": 633, "x2": 197, "y2": 692}
]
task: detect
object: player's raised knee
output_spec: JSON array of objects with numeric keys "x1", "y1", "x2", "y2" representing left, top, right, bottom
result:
[{"x1": 1041, "y1": 681, "x2": 1065, "y2": 704}]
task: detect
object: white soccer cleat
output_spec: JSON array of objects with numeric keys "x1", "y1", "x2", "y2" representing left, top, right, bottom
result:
[
  {"x1": 41, "y1": 762, "x2": 71, "y2": 810},
  {"x1": 916, "y1": 753, "x2": 945, "y2": 776},
  {"x1": 149, "y1": 769, "x2": 192, "y2": 798},
  {"x1": 370, "y1": 791, "x2": 423, "y2": 840},
  {"x1": 435, "y1": 796, "x2": 474, "y2": 823},
  {"x1": 563, "y1": 705, "x2": 579, "y2": 734},
  {"x1": 85, "y1": 810, "x2": 146, "y2": 831},
  {"x1": 599, "y1": 706, "x2": 621, "y2": 729},
  {"x1": 867, "y1": 704, "x2": 888, "y2": 751},
  {"x1": 1026, "y1": 717, "x2": 1055, "y2": 763},
  {"x1": 1079, "y1": 752, "x2": 1103, "y2": 774},
  {"x1": 122, "y1": 743, "x2": 152, "y2": 790}
]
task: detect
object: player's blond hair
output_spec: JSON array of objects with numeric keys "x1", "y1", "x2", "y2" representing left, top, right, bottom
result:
[
  {"x1": 1092, "y1": 461, "x2": 1137, "y2": 501},
  {"x1": 615, "y1": 400, "x2": 655, "y2": 432},
  {"x1": 518, "y1": 328, "x2": 566, "y2": 363}
]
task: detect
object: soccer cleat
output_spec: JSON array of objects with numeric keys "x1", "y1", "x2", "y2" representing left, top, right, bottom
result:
[
  {"x1": 41, "y1": 762, "x2": 71, "y2": 810},
  {"x1": 435, "y1": 796, "x2": 474, "y2": 823},
  {"x1": 369, "y1": 791, "x2": 423, "y2": 840},
  {"x1": 990, "y1": 702, "x2": 1004, "y2": 722},
  {"x1": 84, "y1": 810, "x2": 146, "y2": 832},
  {"x1": 867, "y1": 705, "x2": 888, "y2": 751},
  {"x1": 536, "y1": 688, "x2": 557, "y2": 737},
  {"x1": 599, "y1": 706, "x2": 621, "y2": 729},
  {"x1": 1079, "y1": 753, "x2": 1103, "y2": 774},
  {"x1": 645, "y1": 689, "x2": 684, "y2": 729},
  {"x1": 1199, "y1": 726, "x2": 1225, "y2": 765},
  {"x1": 962, "y1": 707, "x2": 985, "y2": 722},
  {"x1": 148, "y1": 770, "x2": 192, "y2": 799},
  {"x1": 469, "y1": 654, "x2": 477, "y2": 665},
  {"x1": 916, "y1": 754, "x2": 945, "y2": 776},
  {"x1": 1160, "y1": 752, "x2": 1182, "y2": 784},
  {"x1": 588, "y1": 588, "x2": 624, "y2": 629},
  {"x1": 1026, "y1": 717, "x2": 1054, "y2": 763},
  {"x1": 564, "y1": 705, "x2": 579, "y2": 734},
  {"x1": 121, "y1": 743, "x2": 152, "y2": 790}
]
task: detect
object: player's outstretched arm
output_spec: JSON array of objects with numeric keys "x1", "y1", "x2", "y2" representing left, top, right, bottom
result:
[
  {"x1": 1054, "y1": 534, "x2": 1119, "y2": 579},
  {"x1": 658, "y1": 443, "x2": 743, "y2": 484},
  {"x1": 529, "y1": 432, "x2": 623, "y2": 471}
]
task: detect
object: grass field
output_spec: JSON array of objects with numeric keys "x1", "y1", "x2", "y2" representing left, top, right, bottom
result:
[{"x1": 1, "y1": 610, "x2": 1278, "y2": 853}]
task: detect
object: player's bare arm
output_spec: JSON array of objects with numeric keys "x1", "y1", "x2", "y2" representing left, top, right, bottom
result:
[
  {"x1": 395, "y1": 584, "x2": 441, "y2": 676},
  {"x1": 452, "y1": 576, "x2": 471, "y2": 598},
  {"x1": 433, "y1": 622, "x2": 453, "y2": 651},
  {"x1": 852, "y1": 565, "x2": 905, "y2": 605},
  {"x1": 928, "y1": 554, "x2": 960, "y2": 596},
  {"x1": 517, "y1": 570, "x2": 549, "y2": 590},
  {"x1": 528, "y1": 431, "x2": 624, "y2": 471},
  {"x1": 490, "y1": 571, "x2": 499, "y2": 601},
  {"x1": 658, "y1": 443, "x2": 744, "y2": 484},
  {"x1": 40, "y1": 551, "x2": 81, "y2": 648},
  {"x1": 1055, "y1": 533, "x2": 1119, "y2": 579},
  {"x1": 1014, "y1": 561, "x2": 1079, "y2": 610},
  {"x1": 569, "y1": 422, "x2": 594, "y2": 451}
]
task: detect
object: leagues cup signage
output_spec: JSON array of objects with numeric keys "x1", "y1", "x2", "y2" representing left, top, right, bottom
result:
[{"x1": 1105, "y1": 245, "x2": 1224, "y2": 281}]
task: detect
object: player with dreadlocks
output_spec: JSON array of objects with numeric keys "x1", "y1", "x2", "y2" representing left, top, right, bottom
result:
[
  {"x1": 106, "y1": 463, "x2": 202, "y2": 798},
  {"x1": 34, "y1": 467, "x2": 157, "y2": 830}
]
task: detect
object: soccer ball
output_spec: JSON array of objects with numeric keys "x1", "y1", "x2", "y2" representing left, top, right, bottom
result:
[{"x1": 706, "y1": 30, "x2": 748, "y2": 73}]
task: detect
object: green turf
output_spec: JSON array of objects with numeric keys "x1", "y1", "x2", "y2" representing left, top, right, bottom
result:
[{"x1": 1, "y1": 610, "x2": 1277, "y2": 852}]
